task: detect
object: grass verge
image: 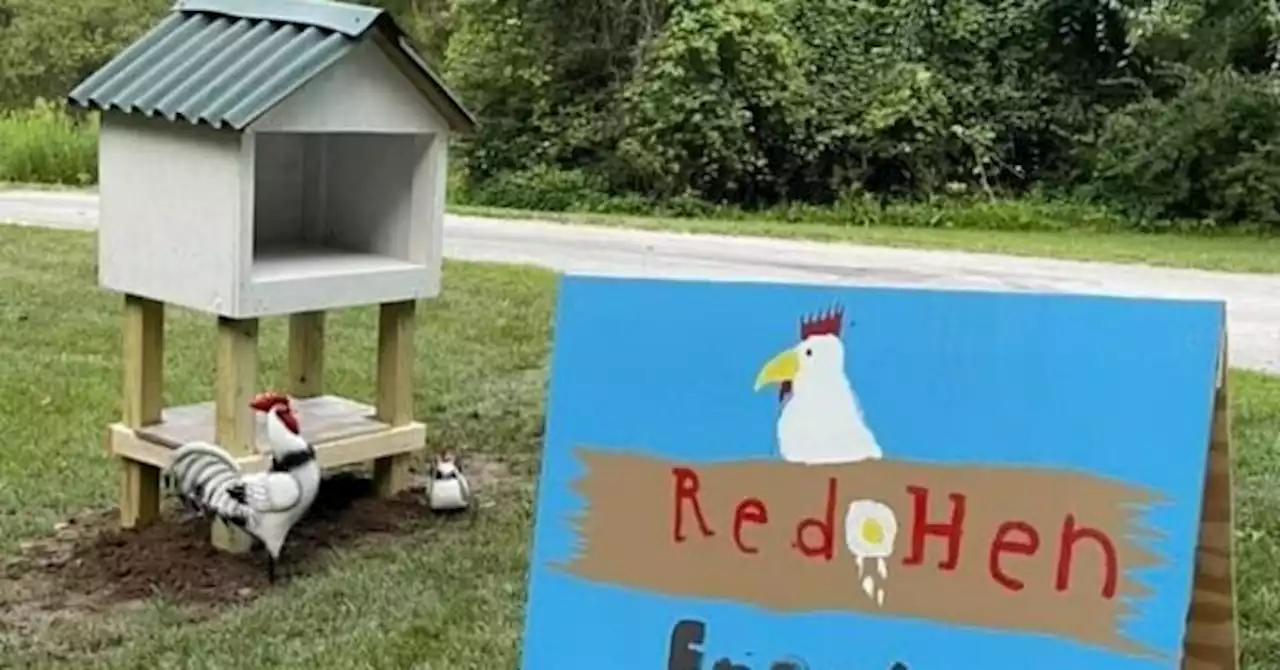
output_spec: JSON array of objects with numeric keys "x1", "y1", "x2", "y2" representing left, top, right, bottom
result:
[
  {"x1": 454, "y1": 204, "x2": 1280, "y2": 274},
  {"x1": 0, "y1": 224, "x2": 1278, "y2": 667}
]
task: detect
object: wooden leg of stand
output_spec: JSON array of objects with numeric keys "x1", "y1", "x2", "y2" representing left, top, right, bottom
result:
[
  {"x1": 119, "y1": 459, "x2": 161, "y2": 530},
  {"x1": 118, "y1": 295, "x2": 164, "y2": 529},
  {"x1": 211, "y1": 316, "x2": 259, "y2": 554},
  {"x1": 288, "y1": 311, "x2": 326, "y2": 398},
  {"x1": 374, "y1": 301, "x2": 416, "y2": 497}
]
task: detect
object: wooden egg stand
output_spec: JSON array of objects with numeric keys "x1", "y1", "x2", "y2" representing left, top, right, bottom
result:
[
  {"x1": 68, "y1": 0, "x2": 480, "y2": 552},
  {"x1": 109, "y1": 299, "x2": 424, "y2": 552}
]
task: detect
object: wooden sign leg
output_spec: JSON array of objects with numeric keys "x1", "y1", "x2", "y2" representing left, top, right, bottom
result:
[
  {"x1": 118, "y1": 294, "x2": 163, "y2": 529},
  {"x1": 1182, "y1": 334, "x2": 1238, "y2": 669},
  {"x1": 288, "y1": 311, "x2": 325, "y2": 398},
  {"x1": 374, "y1": 300, "x2": 416, "y2": 497},
  {"x1": 211, "y1": 316, "x2": 259, "y2": 554}
]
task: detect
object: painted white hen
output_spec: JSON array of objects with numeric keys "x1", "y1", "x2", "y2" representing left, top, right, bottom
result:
[
  {"x1": 753, "y1": 306, "x2": 882, "y2": 464},
  {"x1": 166, "y1": 392, "x2": 322, "y2": 582}
]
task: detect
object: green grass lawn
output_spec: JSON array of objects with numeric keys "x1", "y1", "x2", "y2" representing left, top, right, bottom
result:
[
  {"x1": 1, "y1": 223, "x2": 1280, "y2": 667},
  {"x1": 0, "y1": 223, "x2": 550, "y2": 668},
  {"x1": 453, "y1": 205, "x2": 1280, "y2": 274}
]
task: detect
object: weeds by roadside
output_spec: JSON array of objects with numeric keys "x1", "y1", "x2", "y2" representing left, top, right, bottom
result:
[{"x1": 0, "y1": 99, "x2": 97, "y2": 186}]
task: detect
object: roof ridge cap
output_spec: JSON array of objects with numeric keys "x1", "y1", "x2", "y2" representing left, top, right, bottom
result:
[{"x1": 173, "y1": 0, "x2": 382, "y2": 38}]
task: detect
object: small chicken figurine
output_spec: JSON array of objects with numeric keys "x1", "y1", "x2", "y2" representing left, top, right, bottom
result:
[{"x1": 428, "y1": 451, "x2": 471, "y2": 512}]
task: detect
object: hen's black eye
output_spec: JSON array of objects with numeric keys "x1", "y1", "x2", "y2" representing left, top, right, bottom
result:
[{"x1": 804, "y1": 348, "x2": 812, "y2": 357}]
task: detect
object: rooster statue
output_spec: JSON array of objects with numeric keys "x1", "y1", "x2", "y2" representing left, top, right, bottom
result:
[
  {"x1": 166, "y1": 392, "x2": 322, "y2": 583},
  {"x1": 428, "y1": 451, "x2": 471, "y2": 512},
  {"x1": 753, "y1": 305, "x2": 883, "y2": 463}
]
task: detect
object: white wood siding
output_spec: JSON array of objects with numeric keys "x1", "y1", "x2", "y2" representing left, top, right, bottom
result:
[
  {"x1": 249, "y1": 39, "x2": 449, "y2": 134},
  {"x1": 97, "y1": 112, "x2": 243, "y2": 314}
]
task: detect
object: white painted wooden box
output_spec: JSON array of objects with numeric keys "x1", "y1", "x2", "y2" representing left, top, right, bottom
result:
[{"x1": 84, "y1": 5, "x2": 476, "y2": 319}]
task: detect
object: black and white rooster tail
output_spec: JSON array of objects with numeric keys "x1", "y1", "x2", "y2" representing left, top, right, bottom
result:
[{"x1": 167, "y1": 442, "x2": 255, "y2": 529}]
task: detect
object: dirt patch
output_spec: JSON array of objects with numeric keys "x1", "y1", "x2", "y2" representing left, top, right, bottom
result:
[
  {"x1": 62, "y1": 473, "x2": 440, "y2": 604},
  {"x1": 2, "y1": 456, "x2": 511, "y2": 625}
]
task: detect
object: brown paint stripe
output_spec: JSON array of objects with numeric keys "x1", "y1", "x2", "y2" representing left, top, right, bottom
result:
[{"x1": 565, "y1": 449, "x2": 1167, "y2": 657}]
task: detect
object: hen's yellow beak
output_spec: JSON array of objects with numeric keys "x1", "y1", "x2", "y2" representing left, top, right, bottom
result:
[{"x1": 754, "y1": 348, "x2": 799, "y2": 391}]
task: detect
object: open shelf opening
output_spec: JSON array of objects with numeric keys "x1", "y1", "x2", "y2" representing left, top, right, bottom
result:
[{"x1": 250, "y1": 131, "x2": 427, "y2": 283}]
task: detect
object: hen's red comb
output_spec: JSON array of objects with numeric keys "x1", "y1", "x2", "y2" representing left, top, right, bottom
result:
[{"x1": 800, "y1": 305, "x2": 844, "y2": 339}]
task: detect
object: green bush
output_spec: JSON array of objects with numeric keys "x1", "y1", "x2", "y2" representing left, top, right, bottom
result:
[
  {"x1": 0, "y1": 99, "x2": 97, "y2": 185},
  {"x1": 460, "y1": 163, "x2": 1142, "y2": 232},
  {"x1": 1085, "y1": 70, "x2": 1280, "y2": 231},
  {"x1": 612, "y1": 0, "x2": 807, "y2": 205},
  {"x1": 460, "y1": 165, "x2": 631, "y2": 212}
]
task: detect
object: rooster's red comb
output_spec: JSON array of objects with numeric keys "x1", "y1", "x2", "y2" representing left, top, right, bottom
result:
[
  {"x1": 800, "y1": 305, "x2": 844, "y2": 339},
  {"x1": 249, "y1": 391, "x2": 291, "y2": 411}
]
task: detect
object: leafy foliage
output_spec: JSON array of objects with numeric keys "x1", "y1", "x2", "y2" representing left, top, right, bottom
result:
[
  {"x1": 0, "y1": 0, "x2": 169, "y2": 109},
  {"x1": 5, "y1": 0, "x2": 1280, "y2": 228},
  {"x1": 443, "y1": 0, "x2": 1206, "y2": 219},
  {"x1": 609, "y1": 0, "x2": 805, "y2": 205},
  {"x1": 1086, "y1": 70, "x2": 1280, "y2": 228}
]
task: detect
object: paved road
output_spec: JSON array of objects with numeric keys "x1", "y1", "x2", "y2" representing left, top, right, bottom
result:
[{"x1": 3, "y1": 188, "x2": 1278, "y2": 373}]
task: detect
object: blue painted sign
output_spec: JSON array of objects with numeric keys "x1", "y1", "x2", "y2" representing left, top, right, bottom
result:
[{"x1": 522, "y1": 275, "x2": 1224, "y2": 670}]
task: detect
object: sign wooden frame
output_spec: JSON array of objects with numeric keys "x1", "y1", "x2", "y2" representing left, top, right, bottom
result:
[{"x1": 1182, "y1": 328, "x2": 1238, "y2": 669}]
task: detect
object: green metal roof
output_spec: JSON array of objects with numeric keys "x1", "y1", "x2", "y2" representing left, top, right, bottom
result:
[{"x1": 67, "y1": 0, "x2": 476, "y2": 132}]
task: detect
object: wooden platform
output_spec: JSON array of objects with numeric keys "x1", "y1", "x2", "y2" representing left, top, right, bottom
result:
[
  {"x1": 109, "y1": 394, "x2": 426, "y2": 473},
  {"x1": 109, "y1": 297, "x2": 421, "y2": 545}
]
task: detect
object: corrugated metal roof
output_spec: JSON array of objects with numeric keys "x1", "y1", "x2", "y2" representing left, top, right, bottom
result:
[{"x1": 67, "y1": 0, "x2": 476, "y2": 132}]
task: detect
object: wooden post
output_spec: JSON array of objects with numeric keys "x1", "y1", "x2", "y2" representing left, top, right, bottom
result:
[
  {"x1": 373, "y1": 300, "x2": 416, "y2": 497},
  {"x1": 211, "y1": 316, "x2": 259, "y2": 553},
  {"x1": 288, "y1": 311, "x2": 326, "y2": 398},
  {"x1": 1182, "y1": 331, "x2": 1239, "y2": 669},
  {"x1": 119, "y1": 294, "x2": 164, "y2": 529}
]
